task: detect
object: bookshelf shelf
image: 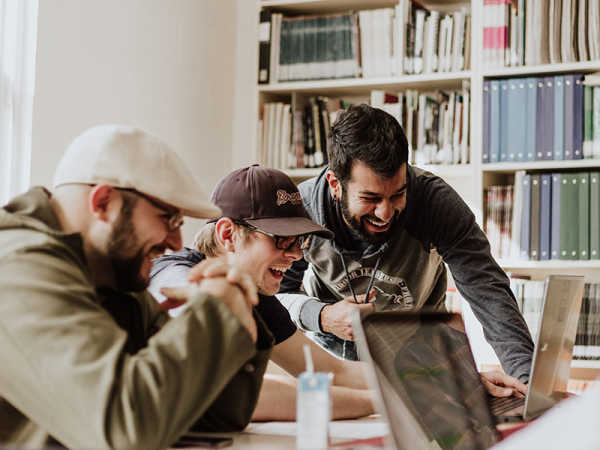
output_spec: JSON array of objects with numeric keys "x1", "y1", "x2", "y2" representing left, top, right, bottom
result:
[
  {"x1": 260, "y1": 0, "x2": 398, "y2": 14},
  {"x1": 572, "y1": 360, "x2": 600, "y2": 369},
  {"x1": 497, "y1": 260, "x2": 600, "y2": 269},
  {"x1": 421, "y1": 163, "x2": 472, "y2": 178},
  {"x1": 283, "y1": 167, "x2": 324, "y2": 180},
  {"x1": 482, "y1": 60, "x2": 600, "y2": 78},
  {"x1": 259, "y1": 72, "x2": 472, "y2": 95},
  {"x1": 483, "y1": 160, "x2": 600, "y2": 173}
]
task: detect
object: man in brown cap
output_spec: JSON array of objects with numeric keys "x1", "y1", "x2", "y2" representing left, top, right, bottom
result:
[
  {"x1": 151, "y1": 165, "x2": 375, "y2": 420},
  {"x1": 0, "y1": 125, "x2": 269, "y2": 449}
]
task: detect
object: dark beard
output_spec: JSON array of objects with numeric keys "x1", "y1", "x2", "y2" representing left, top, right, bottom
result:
[
  {"x1": 106, "y1": 202, "x2": 148, "y2": 292},
  {"x1": 340, "y1": 188, "x2": 397, "y2": 244}
]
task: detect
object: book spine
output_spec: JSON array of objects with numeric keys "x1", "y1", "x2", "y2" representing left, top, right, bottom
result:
[
  {"x1": 554, "y1": 76, "x2": 565, "y2": 160},
  {"x1": 551, "y1": 173, "x2": 562, "y2": 259},
  {"x1": 258, "y1": 10, "x2": 272, "y2": 84},
  {"x1": 590, "y1": 172, "x2": 600, "y2": 259},
  {"x1": 529, "y1": 174, "x2": 541, "y2": 260},
  {"x1": 579, "y1": 172, "x2": 590, "y2": 260},
  {"x1": 540, "y1": 174, "x2": 552, "y2": 260},
  {"x1": 520, "y1": 173, "x2": 531, "y2": 259}
]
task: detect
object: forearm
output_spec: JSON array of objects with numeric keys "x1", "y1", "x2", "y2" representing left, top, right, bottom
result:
[
  {"x1": 251, "y1": 374, "x2": 374, "y2": 421},
  {"x1": 330, "y1": 360, "x2": 369, "y2": 390}
]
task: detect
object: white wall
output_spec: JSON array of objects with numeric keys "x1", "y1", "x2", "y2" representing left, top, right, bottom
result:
[{"x1": 31, "y1": 0, "x2": 239, "y2": 244}]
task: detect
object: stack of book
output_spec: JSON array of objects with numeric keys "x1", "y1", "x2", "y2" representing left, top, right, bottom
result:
[
  {"x1": 371, "y1": 83, "x2": 471, "y2": 166},
  {"x1": 484, "y1": 184, "x2": 514, "y2": 259},
  {"x1": 509, "y1": 278, "x2": 600, "y2": 360},
  {"x1": 481, "y1": 73, "x2": 600, "y2": 163},
  {"x1": 258, "y1": 2, "x2": 471, "y2": 84},
  {"x1": 484, "y1": 170, "x2": 600, "y2": 262},
  {"x1": 258, "y1": 98, "x2": 346, "y2": 170},
  {"x1": 483, "y1": 0, "x2": 600, "y2": 69}
]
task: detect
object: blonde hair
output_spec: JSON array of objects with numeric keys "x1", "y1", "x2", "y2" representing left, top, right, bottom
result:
[{"x1": 193, "y1": 221, "x2": 252, "y2": 257}]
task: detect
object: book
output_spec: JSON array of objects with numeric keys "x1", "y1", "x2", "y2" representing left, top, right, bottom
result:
[
  {"x1": 590, "y1": 172, "x2": 600, "y2": 259},
  {"x1": 542, "y1": 77, "x2": 554, "y2": 160},
  {"x1": 551, "y1": 173, "x2": 562, "y2": 259},
  {"x1": 573, "y1": 75, "x2": 585, "y2": 159},
  {"x1": 258, "y1": 10, "x2": 272, "y2": 84},
  {"x1": 525, "y1": 77, "x2": 537, "y2": 161},
  {"x1": 482, "y1": 81, "x2": 491, "y2": 163},
  {"x1": 579, "y1": 171, "x2": 590, "y2": 260},
  {"x1": 563, "y1": 75, "x2": 575, "y2": 159},
  {"x1": 554, "y1": 76, "x2": 565, "y2": 160},
  {"x1": 499, "y1": 79, "x2": 510, "y2": 162},
  {"x1": 529, "y1": 174, "x2": 541, "y2": 260},
  {"x1": 540, "y1": 174, "x2": 552, "y2": 260},
  {"x1": 520, "y1": 174, "x2": 531, "y2": 260},
  {"x1": 489, "y1": 80, "x2": 501, "y2": 162},
  {"x1": 511, "y1": 171, "x2": 526, "y2": 259}
]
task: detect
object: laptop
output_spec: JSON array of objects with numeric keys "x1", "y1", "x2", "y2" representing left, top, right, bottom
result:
[
  {"x1": 489, "y1": 275, "x2": 584, "y2": 421},
  {"x1": 352, "y1": 276, "x2": 584, "y2": 449}
]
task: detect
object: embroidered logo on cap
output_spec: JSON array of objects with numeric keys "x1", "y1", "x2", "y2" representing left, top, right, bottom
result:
[{"x1": 276, "y1": 189, "x2": 302, "y2": 206}]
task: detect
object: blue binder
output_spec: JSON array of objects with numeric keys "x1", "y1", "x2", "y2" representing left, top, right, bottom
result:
[
  {"x1": 482, "y1": 81, "x2": 491, "y2": 163},
  {"x1": 500, "y1": 79, "x2": 510, "y2": 162},
  {"x1": 553, "y1": 76, "x2": 565, "y2": 160},
  {"x1": 542, "y1": 77, "x2": 554, "y2": 160},
  {"x1": 489, "y1": 80, "x2": 501, "y2": 163},
  {"x1": 525, "y1": 77, "x2": 537, "y2": 161}
]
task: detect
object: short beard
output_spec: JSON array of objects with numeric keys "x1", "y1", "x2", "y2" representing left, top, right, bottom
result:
[
  {"x1": 106, "y1": 195, "x2": 148, "y2": 292},
  {"x1": 339, "y1": 186, "x2": 397, "y2": 244}
]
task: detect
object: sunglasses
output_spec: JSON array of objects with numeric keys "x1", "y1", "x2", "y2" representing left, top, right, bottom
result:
[
  {"x1": 117, "y1": 188, "x2": 184, "y2": 232},
  {"x1": 235, "y1": 221, "x2": 312, "y2": 251}
]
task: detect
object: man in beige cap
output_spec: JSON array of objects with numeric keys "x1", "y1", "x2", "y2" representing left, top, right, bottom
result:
[{"x1": 0, "y1": 125, "x2": 269, "y2": 449}]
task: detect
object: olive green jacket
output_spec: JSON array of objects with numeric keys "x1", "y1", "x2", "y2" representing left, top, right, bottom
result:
[{"x1": 0, "y1": 188, "x2": 272, "y2": 449}]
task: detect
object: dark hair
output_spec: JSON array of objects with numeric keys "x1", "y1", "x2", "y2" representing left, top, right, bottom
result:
[{"x1": 328, "y1": 104, "x2": 409, "y2": 184}]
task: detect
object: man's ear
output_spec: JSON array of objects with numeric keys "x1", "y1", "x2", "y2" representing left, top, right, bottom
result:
[
  {"x1": 325, "y1": 169, "x2": 342, "y2": 201},
  {"x1": 88, "y1": 185, "x2": 119, "y2": 223},
  {"x1": 214, "y1": 218, "x2": 236, "y2": 252}
]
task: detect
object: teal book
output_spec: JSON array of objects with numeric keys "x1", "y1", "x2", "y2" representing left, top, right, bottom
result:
[
  {"x1": 579, "y1": 172, "x2": 590, "y2": 260},
  {"x1": 551, "y1": 173, "x2": 562, "y2": 259},
  {"x1": 565, "y1": 173, "x2": 580, "y2": 260},
  {"x1": 584, "y1": 86, "x2": 594, "y2": 158},
  {"x1": 590, "y1": 172, "x2": 600, "y2": 259}
]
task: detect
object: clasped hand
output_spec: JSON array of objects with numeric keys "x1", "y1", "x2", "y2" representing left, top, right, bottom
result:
[{"x1": 160, "y1": 258, "x2": 259, "y2": 342}]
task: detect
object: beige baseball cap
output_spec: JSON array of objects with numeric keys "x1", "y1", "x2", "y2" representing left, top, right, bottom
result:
[{"x1": 53, "y1": 124, "x2": 221, "y2": 219}]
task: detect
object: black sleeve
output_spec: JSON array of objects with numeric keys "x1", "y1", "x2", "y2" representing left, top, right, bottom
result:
[
  {"x1": 255, "y1": 295, "x2": 297, "y2": 344},
  {"x1": 409, "y1": 175, "x2": 534, "y2": 382},
  {"x1": 279, "y1": 257, "x2": 309, "y2": 293}
]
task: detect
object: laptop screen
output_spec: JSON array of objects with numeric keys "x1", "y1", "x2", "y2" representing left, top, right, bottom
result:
[{"x1": 356, "y1": 312, "x2": 500, "y2": 450}]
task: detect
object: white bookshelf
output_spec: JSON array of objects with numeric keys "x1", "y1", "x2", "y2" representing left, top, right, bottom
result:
[{"x1": 247, "y1": 0, "x2": 600, "y2": 377}]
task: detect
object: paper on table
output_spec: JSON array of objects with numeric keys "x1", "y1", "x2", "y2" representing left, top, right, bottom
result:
[{"x1": 245, "y1": 420, "x2": 389, "y2": 440}]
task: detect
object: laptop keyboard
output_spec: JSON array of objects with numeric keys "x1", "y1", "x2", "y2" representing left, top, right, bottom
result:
[{"x1": 489, "y1": 395, "x2": 525, "y2": 416}]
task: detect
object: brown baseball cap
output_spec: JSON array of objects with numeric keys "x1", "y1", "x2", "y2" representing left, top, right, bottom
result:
[{"x1": 210, "y1": 165, "x2": 334, "y2": 239}]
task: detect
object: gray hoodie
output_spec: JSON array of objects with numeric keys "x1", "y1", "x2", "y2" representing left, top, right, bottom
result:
[{"x1": 278, "y1": 166, "x2": 534, "y2": 382}]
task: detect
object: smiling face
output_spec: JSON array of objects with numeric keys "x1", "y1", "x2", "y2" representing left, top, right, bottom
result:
[
  {"x1": 330, "y1": 161, "x2": 407, "y2": 243},
  {"x1": 229, "y1": 225, "x2": 304, "y2": 296},
  {"x1": 107, "y1": 191, "x2": 183, "y2": 292}
]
